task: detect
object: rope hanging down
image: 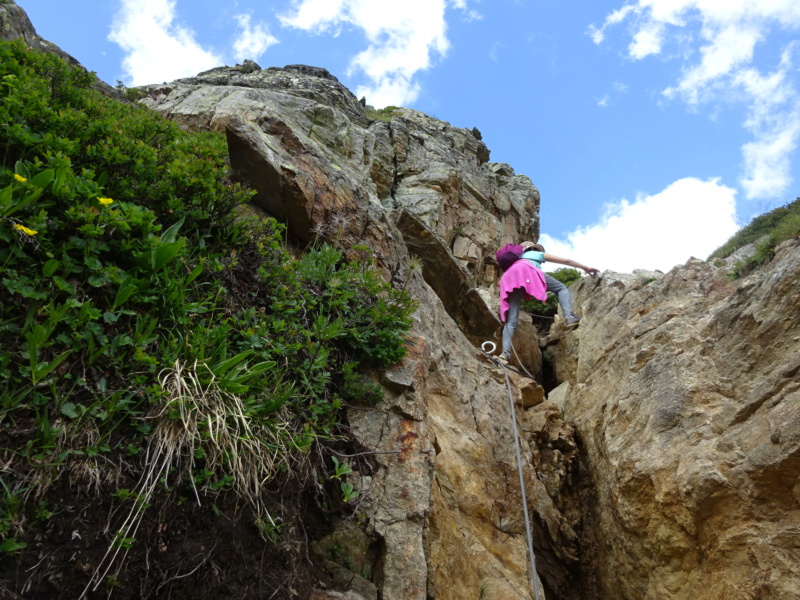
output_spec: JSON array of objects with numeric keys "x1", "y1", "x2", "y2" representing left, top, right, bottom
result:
[{"x1": 481, "y1": 342, "x2": 542, "y2": 600}]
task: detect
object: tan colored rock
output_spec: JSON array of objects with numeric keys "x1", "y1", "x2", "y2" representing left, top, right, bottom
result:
[
  {"x1": 452, "y1": 235, "x2": 480, "y2": 264},
  {"x1": 478, "y1": 578, "x2": 532, "y2": 600},
  {"x1": 341, "y1": 278, "x2": 587, "y2": 599},
  {"x1": 518, "y1": 376, "x2": 546, "y2": 408},
  {"x1": 552, "y1": 240, "x2": 800, "y2": 600},
  {"x1": 547, "y1": 382, "x2": 570, "y2": 412},
  {"x1": 130, "y1": 61, "x2": 584, "y2": 600}
]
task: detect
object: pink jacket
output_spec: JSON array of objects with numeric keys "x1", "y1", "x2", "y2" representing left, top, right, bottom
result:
[{"x1": 499, "y1": 261, "x2": 547, "y2": 322}]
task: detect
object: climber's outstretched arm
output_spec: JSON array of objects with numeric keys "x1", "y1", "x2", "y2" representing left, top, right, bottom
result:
[{"x1": 542, "y1": 253, "x2": 599, "y2": 276}]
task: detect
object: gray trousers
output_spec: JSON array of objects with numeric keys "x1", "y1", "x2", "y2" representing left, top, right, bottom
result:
[{"x1": 501, "y1": 273, "x2": 576, "y2": 356}]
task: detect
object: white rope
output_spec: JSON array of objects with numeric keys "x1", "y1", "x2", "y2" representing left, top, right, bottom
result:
[{"x1": 481, "y1": 341, "x2": 542, "y2": 600}]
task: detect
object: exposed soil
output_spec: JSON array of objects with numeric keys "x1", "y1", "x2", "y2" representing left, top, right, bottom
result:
[
  {"x1": 0, "y1": 415, "x2": 367, "y2": 600},
  {"x1": 0, "y1": 471, "x2": 337, "y2": 600}
]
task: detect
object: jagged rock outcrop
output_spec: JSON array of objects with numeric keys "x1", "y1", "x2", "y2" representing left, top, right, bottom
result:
[
  {"x1": 136, "y1": 64, "x2": 588, "y2": 599},
  {"x1": 0, "y1": 1, "x2": 119, "y2": 98},
  {"x1": 1, "y1": 1, "x2": 71, "y2": 61},
  {"x1": 138, "y1": 65, "x2": 540, "y2": 347},
  {"x1": 550, "y1": 240, "x2": 800, "y2": 599}
]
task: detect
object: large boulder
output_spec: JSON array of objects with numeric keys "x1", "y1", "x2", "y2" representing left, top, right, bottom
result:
[{"x1": 550, "y1": 239, "x2": 800, "y2": 599}]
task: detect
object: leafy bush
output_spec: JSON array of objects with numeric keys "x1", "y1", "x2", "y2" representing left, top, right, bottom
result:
[
  {"x1": 709, "y1": 197, "x2": 800, "y2": 273},
  {"x1": 728, "y1": 210, "x2": 800, "y2": 277},
  {"x1": 0, "y1": 38, "x2": 415, "y2": 565},
  {"x1": 365, "y1": 105, "x2": 400, "y2": 122},
  {"x1": 521, "y1": 267, "x2": 582, "y2": 318}
]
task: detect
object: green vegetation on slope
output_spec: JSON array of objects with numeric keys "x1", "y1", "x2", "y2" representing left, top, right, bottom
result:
[
  {"x1": 364, "y1": 105, "x2": 400, "y2": 123},
  {"x1": 521, "y1": 267, "x2": 582, "y2": 320},
  {"x1": 709, "y1": 197, "x2": 800, "y2": 276},
  {"x1": 0, "y1": 39, "x2": 415, "y2": 591}
]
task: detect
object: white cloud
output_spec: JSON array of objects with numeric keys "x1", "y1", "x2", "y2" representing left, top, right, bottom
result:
[
  {"x1": 109, "y1": 0, "x2": 222, "y2": 85},
  {"x1": 489, "y1": 42, "x2": 504, "y2": 63},
  {"x1": 736, "y1": 47, "x2": 800, "y2": 197},
  {"x1": 591, "y1": 0, "x2": 800, "y2": 201},
  {"x1": 629, "y1": 20, "x2": 665, "y2": 58},
  {"x1": 539, "y1": 178, "x2": 739, "y2": 273},
  {"x1": 589, "y1": 4, "x2": 638, "y2": 45},
  {"x1": 277, "y1": 0, "x2": 349, "y2": 32},
  {"x1": 279, "y1": 0, "x2": 475, "y2": 107},
  {"x1": 233, "y1": 14, "x2": 279, "y2": 62},
  {"x1": 740, "y1": 115, "x2": 800, "y2": 197},
  {"x1": 662, "y1": 24, "x2": 763, "y2": 103}
]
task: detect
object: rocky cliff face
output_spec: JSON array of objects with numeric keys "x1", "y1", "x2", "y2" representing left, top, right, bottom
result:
[
  {"x1": 8, "y1": 5, "x2": 799, "y2": 596},
  {"x1": 139, "y1": 64, "x2": 542, "y2": 349},
  {"x1": 134, "y1": 57, "x2": 800, "y2": 600},
  {"x1": 137, "y1": 63, "x2": 590, "y2": 600},
  {"x1": 550, "y1": 241, "x2": 800, "y2": 599}
]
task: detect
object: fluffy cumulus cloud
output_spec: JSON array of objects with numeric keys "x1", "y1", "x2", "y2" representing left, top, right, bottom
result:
[
  {"x1": 590, "y1": 0, "x2": 800, "y2": 200},
  {"x1": 539, "y1": 178, "x2": 739, "y2": 273},
  {"x1": 109, "y1": 0, "x2": 222, "y2": 85},
  {"x1": 279, "y1": 0, "x2": 474, "y2": 107},
  {"x1": 233, "y1": 14, "x2": 279, "y2": 62}
]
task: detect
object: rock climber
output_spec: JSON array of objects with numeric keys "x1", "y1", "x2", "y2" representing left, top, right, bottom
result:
[{"x1": 498, "y1": 241, "x2": 599, "y2": 364}]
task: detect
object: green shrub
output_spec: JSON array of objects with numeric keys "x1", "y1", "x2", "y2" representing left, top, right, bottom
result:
[
  {"x1": 521, "y1": 267, "x2": 582, "y2": 318},
  {"x1": 710, "y1": 197, "x2": 800, "y2": 264},
  {"x1": 0, "y1": 38, "x2": 416, "y2": 563},
  {"x1": 730, "y1": 211, "x2": 800, "y2": 277},
  {"x1": 365, "y1": 105, "x2": 400, "y2": 123}
]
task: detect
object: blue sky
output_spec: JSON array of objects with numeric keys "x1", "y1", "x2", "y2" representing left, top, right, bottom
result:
[{"x1": 20, "y1": 0, "x2": 800, "y2": 273}]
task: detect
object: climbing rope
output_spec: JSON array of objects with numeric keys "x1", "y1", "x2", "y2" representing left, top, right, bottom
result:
[
  {"x1": 510, "y1": 343, "x2": 537, "y2": 380},
  {"x1": 480, "y1": 342, "x2": 542, "y2": 600},
  {"x1": 478, "y1": 342, "x2": 531, "y2": 379}
]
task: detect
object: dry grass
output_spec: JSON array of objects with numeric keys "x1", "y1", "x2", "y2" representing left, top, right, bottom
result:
[{"x1": 81, "y1": 359, "x2": 296, "y2": 597}]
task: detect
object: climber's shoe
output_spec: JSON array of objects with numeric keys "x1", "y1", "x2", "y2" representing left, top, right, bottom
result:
[
  {"x1": 496, "y1": 353, "x2": 510, "y2": 365},
  {"x1": 565, "y1": 316, "x2": 581, "y2": 328}
]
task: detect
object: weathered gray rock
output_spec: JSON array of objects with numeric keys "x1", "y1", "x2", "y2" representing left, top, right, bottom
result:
[
  {"x1": 135, "y1": 61, "x2": 583, "y2": 599},
  {"x1": 1, "y1": 1, "x2": 70, "y2": 61},
  {"x1": 547, "y1": 382, "x2": 571, "y2": 412},
  {"x1": 138, "y1": 66, "x2": 537, "y2": 264},
  {"x1": 551, "y1": 240, "x2": 800, "y2": 599},
  {"x1": 600, "y1": 269, "x2": 664, "y2": 288},
  {"x1": 138, "y1": 63, "x2": 543, "y2": 370},
  {"x1": 0, "y1": 0, "x2": 120, "y2": 98}
]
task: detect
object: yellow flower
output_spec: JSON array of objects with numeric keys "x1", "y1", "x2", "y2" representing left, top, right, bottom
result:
[
  {"x1": 98, "y1": 197, "x2": 114, "y2": 206},
  {"x1": 13, "y1": 174, "x2": 27, "y2": 183},
  {"x1": 13, "y1": 223, "x2": 38, "y2": 236}
]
